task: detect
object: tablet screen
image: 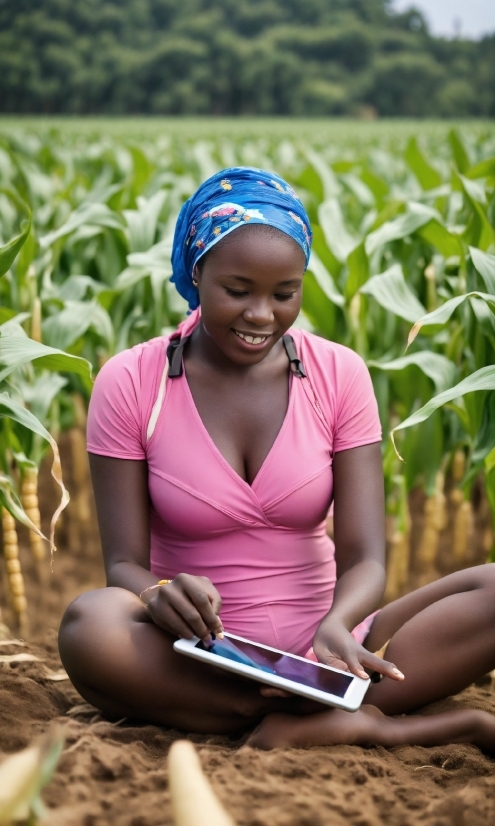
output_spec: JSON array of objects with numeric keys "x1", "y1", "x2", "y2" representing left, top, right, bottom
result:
[{"x1": 195, "y1": 636, "x2": 353, "y2": 697}]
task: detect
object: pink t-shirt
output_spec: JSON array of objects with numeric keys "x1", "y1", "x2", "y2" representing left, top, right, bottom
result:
[{"x1": 87, "y1": 309, "x2": 382, "y2": 656}]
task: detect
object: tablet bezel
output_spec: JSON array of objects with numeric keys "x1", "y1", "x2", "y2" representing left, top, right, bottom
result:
[{"x1": 173, "y1": 631, "x2": 370, "y2": 712}]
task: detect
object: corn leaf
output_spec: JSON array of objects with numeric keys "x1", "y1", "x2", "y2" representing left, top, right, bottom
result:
[
  {"x1": 0, "y1": 188, "x2": 32, "y2": 278},
  {"x1": 0, "y1": 473, "x2": 49, "y2": 542},
  {"x1": 123, "y1": 190, "x2": 168, "y2": 253},
  {"x1": 0, "y1": 393, "x2": 69, "y2": 553},
  {"x1": 42, "y1": 300, "x2": 113, "y2": 351},
  {"x1": 470, "y1": 247, "x2": 495, "y2": 294},
  {"x1": 404, "y1": 137, "x2": 442, "y2": 190},
  {"x1": 449, "y1": 129, "x2": 470, "y2": 174},
  {"x1": 392, "y1": 365, "x2": 495, "y2": 458},
  {"x1": 365, "y1": 203, "x2": 438, "y2": 256},
  {"x1": 307, "y1": 251, "x2": 345, "y2": 307},
  {"x1": 0, "y1": 331, "x2": 93, "y2": 383},
  {"x1": 345, "y1": 241, "x2": 369, "y2": 300},
  {"x1": 318, "y1": 198, "x2": 357, "y2": 262},
  {"x1": 359, "y1": 264, "x2": 426, "y2": 323},
  {"x1": 368, "y1": 351, "x2": 456, "y2": 393},
  {"x1": 39, "y1": 202, "x2": 125, "y2": 249},
  {"x1": 408, "y1": 291, "x2": 495, "y2": 347}
]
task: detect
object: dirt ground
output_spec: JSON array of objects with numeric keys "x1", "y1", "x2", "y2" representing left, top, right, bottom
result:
[{"x1": 1, "y1": 451, "x2": 495, "y2": 826}]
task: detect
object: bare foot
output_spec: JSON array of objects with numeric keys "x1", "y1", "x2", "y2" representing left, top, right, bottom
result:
[
  {"x1": 247, "y1": 705, "x2": 495, "y2": 755},
  {"x1": 247, "y1": 705, "x2": 387, "y2": 751}
]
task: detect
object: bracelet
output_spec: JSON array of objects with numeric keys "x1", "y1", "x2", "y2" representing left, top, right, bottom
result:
[{"x1": 139, "y1": 579, "x2": 172, "y2": 601}]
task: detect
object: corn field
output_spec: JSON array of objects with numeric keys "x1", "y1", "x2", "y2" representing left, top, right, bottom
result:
[{"x1": 1, "y1": 121, "x2": 495, "y2": 631}]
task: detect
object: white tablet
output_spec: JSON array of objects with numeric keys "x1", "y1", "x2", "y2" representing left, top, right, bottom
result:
[{"x1": 173, "y1": 631, "x2": 370, "y2": 712}]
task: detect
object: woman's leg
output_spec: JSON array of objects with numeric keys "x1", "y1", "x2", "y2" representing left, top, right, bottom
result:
[
  {"x1": 58, "y1": 587, "x2": 323, "y2": 734},
  {"x1": 250, "y1": 565, "x2": 495, "y2": 749}
]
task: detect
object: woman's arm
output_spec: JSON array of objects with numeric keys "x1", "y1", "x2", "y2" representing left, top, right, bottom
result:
[
  {"x1": 88, "y1": 454, "x2": 223, "y2": 642},
  {"x1": 312, "y1": 442, "x2": 404, "y2": 682},
  {"x1": 328, "y1": 441, "x2": 386, "y2": 628}
]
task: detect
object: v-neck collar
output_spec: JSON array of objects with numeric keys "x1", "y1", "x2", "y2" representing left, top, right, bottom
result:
[{"x1": 181, "y1": 353, "x2": 295, "y2": 494}]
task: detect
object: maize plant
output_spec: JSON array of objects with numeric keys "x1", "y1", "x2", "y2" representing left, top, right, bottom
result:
[{"x1": 0, "y1": 121, "x2": 494, "y2": 625}]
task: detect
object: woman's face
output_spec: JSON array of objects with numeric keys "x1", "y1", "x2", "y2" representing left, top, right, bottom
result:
[{"x1": 194, "y1": 226, "x2": 305, "y2": 366}]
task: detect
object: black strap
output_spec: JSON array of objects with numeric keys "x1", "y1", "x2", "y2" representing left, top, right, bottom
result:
[
  {"x1": 166, "y1": 332, "x2": 306, "y2": 378},
  {"x1": 167, "y1": 335, "x2": 191, "y2": 377},
  {"x1": 282, "y1": 334, "x2": 307, "y2": 378}
]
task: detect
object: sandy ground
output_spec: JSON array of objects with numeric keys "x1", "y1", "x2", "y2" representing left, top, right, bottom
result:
[{"x1": 1, "y1": 457, "x2": 495, "y2": 825}]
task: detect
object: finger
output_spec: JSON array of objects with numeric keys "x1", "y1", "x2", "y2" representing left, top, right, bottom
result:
[
  {"x1": 361, "y1": 654, "x2": 405, "y2": 681},
  {"x1": 334, "y1": 652, "x2": 369, "y2": 680},
  {"x1": 161, "y1": 590, "x2": 212, "y2": 642},
  {"x1": 185, "y1": 584, "x2": 224, "y2": 637},
  {"x1": 149, "y1": 601, "x2": 198, "y2": 640},
  {"x1": 199, "y1": 578, "x2": 223, "y2": 617}
]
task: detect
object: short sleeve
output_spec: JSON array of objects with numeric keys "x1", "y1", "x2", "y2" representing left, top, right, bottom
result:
[
  {"x1": 86, "y1": 349, "x2": 146, "y2": 460},
  {"x1": 333, "y1": 353, "x2": 382, "y2": 453}
]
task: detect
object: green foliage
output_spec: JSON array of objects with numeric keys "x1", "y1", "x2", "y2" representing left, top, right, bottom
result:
[
  {"x1": 0, "y1": 0, "x2": 494, "y2": 116},
  {"x1": 0, "y1": 120, "x2": 495, "y2": 550}
]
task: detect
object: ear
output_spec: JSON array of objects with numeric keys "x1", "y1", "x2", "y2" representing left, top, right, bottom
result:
[{"x1": 192, "y1": 263, "x2": 200, "y2": 287}]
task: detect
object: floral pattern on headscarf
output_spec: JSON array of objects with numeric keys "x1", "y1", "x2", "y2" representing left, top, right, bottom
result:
[{"x1": 171, "y1": 167, "x2": 312, "y2": 310}]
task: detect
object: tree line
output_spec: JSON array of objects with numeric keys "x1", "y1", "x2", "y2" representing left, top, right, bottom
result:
[{"x1": 0, "y1": 0, "x2": 494, "y2": 117}]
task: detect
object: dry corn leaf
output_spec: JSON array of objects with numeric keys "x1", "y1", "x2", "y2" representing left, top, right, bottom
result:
[
  {"x1": 0, "y1": 639, "x2": 25, "y2": 647},
  {"x1": 0, "y1": 653, "x2": 42, "y2": 664},
  {"x1": 168, "y1": 740, "x2": 235, "y2": 826},
  {"x1": 66, "y1": 703, "x2": 97, "y2": 717},
  {"x1": 43, "y1": 668, "x2": 69, "y2": 681},
  {"x1": 0, "y1": 728, "x2": 64, "y2": 824}
]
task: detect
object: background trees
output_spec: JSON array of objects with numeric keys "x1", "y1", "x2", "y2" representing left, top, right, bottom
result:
[{"x1": 0, "y1": 0, "x2": 493, "y2": 117}]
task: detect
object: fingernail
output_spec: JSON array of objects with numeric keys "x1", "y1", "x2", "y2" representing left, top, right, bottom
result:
[
  {"x1": 392, "y1": 667, "x2": 404, "y2": 679},
  {"x1": 217, "y1": 631, "x2": 224, "y2": 640}
]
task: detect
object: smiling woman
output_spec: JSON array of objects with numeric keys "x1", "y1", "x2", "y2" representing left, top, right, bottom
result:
[{"x1": 59, "y1": 167, "x2": 495, "y2": 753}]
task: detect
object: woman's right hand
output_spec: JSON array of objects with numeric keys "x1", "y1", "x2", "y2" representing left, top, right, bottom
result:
[{"x1": 146, "y1": 574, "x2": 223, "y2": 643}]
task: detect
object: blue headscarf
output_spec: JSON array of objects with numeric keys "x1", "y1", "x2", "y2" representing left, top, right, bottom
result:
[{"x1": 170, "y1": 167, "x2": 312, "y2": 311}]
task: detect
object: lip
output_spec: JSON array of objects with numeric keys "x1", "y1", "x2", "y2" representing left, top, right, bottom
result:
[{"x1": 232, "y1": 329, "x2": 273, "y2": 349}]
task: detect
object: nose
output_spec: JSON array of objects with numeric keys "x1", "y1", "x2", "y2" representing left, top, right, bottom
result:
[{"x1": 242, "y1": 297, "x2": 274, "y2": 327}]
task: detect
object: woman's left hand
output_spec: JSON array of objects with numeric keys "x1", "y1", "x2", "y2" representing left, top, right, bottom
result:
[{"x1": 312, "y1": 619, "x2": 404, "y2": 682}]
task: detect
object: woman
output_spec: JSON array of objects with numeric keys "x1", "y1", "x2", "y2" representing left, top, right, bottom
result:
[{"x1": 59, "y1": 168, "x2": 495, "y2": 752}]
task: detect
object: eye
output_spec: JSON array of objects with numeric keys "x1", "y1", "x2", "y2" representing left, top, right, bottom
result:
[
  {"x1": 225, "y1": 288, "x2": 248, "y2": 298},
  {"x1": 275, "y1": 292, "x2": 297, "y2": 302}
]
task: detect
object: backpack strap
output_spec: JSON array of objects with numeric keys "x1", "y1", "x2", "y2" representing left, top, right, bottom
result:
[{"x1": 282, "y1": 334, "x2": 307, "y2": 378}]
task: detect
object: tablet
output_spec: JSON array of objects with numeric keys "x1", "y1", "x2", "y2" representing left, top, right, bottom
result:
[{"x1": 173, "y1": 632, "x2": 370, "y2": 712}]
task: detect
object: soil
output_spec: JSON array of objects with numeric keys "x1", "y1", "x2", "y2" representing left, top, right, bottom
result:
[{"x1": 1, "y1": 443, "x2": 495, "y2": 826}]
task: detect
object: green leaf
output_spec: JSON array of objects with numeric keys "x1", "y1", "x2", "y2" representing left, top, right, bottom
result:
[
  {"x1": 0, "y1": 188, "x2": 32, "y2": 278},
  {"x1": 0, "y1": 473, "x2": 48, "y2": 541},
  {"x1": 345, "y1": 241, "x2": 369, "y2": 300},
  {"x1": 368, "y1": 351, "x2": 456, "y2": 393},
  {"x1": 449, "y1": 129, "x2": 470, "y2": 174},
  {"x1": 42, "y1": 301, "x2": 112, "y2": 351},
  {"x1": 470, "y1": 247, "x2": 495, "y2": 294},
  {"x1": 0, "y1": 330, "x2": 93, "y2": 383},
  {"x1": 317, "y1": 199, "x2": 357, "y2": 263},
  {"x1": 123, "y1": 190, "x2": 168, "y2": 253},
  {"x1": 365, "y1": 203, "x2": 438, "y2": 256},
  {"x1": 466, "y1": 157, "x2": 495, "y2": 180},
  {"x1": 306, "y1": 251, "x2": 345, "y2": 307},
  {"x1": 396, "y1": 365, "x2": 495, "y2": 458},
  {"x1": 0, "y1": 392, "x2": 69, "y2": 552},
  {"x1": 392, "y1": 365, "x2": 495, "y2": 454},
  {"x1": 418, "y1": 220, "x2": 463, "y2": 258},
  {"x1": 407, "y1": 291, "x2": 495, "y2": 348},
  {"x1": 39, "y1": 203, "x2": 125, "y2": 249},
  {"x1": 404, "y1": 137, "x2": 442, "y2": 190},
  {"x1": 359, "y1": 264, "x2": 426, "y2": 323}
]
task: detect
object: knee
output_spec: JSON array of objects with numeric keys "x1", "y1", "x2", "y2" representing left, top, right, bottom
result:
[
  {"x1": 58, "y1": 587, "x2": 135, "y2": 675},
  {"x1": 480, "y1": 563, "x2": 495, "y2": 616}
]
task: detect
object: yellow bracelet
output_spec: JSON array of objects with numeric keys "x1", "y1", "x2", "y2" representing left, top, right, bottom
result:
[{"x1": 139, "y1": 579, "x2": 172, "y2": 600}]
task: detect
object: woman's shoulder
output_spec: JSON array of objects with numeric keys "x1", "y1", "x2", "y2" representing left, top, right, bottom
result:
[{"x1": 292, "y1": 327, "x2": 367, "y2": 373}]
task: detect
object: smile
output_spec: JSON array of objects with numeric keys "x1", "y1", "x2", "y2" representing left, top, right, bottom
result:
[{"x1": 233, "y1": 330, "x2": 272, "y2": 345}]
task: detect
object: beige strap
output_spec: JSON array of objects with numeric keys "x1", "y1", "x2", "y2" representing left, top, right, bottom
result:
[{"x1": 146, "y1": 359, "x2": 169, "y2": 442}]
